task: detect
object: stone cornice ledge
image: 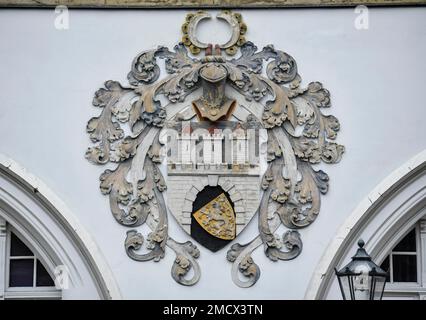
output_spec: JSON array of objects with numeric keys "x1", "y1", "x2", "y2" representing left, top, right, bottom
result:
[{"x1": 0, "y1": 0, "x2": 425, "y2": 8}]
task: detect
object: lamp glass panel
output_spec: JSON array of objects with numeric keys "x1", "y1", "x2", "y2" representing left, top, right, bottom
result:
[
  {"x1": 353, "y1": 264, "x2": 371, "y2": 300},
  {"x1": 371, "y1": 276, "x2": 386, "y2": 300},
  {"x1": 337, "y1": 275, "x2": 351, "y2": 300}
]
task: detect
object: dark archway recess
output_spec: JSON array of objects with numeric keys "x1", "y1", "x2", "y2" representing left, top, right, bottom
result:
[{"x1": 191, "y1": 186, "x2": 235, "y2": 252}]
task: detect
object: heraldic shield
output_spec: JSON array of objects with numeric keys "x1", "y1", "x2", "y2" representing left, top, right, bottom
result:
[{"x1": 85, "y1": 10, "x2": 344, "y2": 287}]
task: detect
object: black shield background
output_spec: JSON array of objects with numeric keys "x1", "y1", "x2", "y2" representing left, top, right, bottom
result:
[{"x1": 190, "y1": 186, "x2": 235, "y2": 252}]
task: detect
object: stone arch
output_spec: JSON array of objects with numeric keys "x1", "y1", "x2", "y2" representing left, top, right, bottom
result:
[
  {"x1": 0, "y1": 155, "x2": 121, "y2": 300},
  {"x1": 305, "y1": 150, "x2": 426, "y2": 300},
  {"x1": 180, "y1": 175, "x2": 246, "y2": 234}
]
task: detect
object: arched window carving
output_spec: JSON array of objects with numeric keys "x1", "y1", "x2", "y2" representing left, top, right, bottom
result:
[
  {"x1": 0, "y1": 155, "x2": 121, "y2": 300},
  {"x1": 380, "y1": 227, "x2": 419, "y2": 284},
  {"x1": 305, "y1": 150, "x2": 426, "y2": 300},
  {"x1": 0, "y1": 218, "x2": 60, "y2": 299},
  {"x1": 378, "y1": 220, "x2": 426, "y2": 299}
]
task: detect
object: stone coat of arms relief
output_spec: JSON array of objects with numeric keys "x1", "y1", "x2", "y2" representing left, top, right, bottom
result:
[{"x1": 85, "y1": 11, "x2": 344, "y2": 287}]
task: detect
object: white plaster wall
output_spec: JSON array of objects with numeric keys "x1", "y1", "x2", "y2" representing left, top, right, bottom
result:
[{"x1": 0, "y1": 8, "x2": 425, "y2": 299}]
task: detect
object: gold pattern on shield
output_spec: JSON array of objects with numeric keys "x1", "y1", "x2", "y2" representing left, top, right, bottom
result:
[{"x1": 193, "y1": 193, "x2": 236, "y2": 240}]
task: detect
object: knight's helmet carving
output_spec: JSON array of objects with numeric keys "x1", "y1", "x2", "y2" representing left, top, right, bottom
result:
[{"x1": 192, "y1": 44, "x2": 237, "y2": 121}]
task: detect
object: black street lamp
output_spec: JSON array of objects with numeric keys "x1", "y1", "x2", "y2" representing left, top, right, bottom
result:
[{"x1": 335, "y1": 239, "x2": 388, "y2": 300}]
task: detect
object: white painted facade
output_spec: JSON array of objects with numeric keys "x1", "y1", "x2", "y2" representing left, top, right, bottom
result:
[{"x1": 0, "y1": 7, "x2": 425, "y2": 299}]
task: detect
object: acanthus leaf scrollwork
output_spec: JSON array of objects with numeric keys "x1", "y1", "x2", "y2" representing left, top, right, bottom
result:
[{"x1": 86, "y1": 11, "x2": 344, "y2": 288}]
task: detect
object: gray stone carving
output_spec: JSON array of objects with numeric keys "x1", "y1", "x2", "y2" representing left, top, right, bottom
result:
[
  {"x1": 85, "y1": 10, "x2": 344, "y2": 287},
  {"x1": 182, "y1": 11, "x2": 247, "y2": 55}
]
